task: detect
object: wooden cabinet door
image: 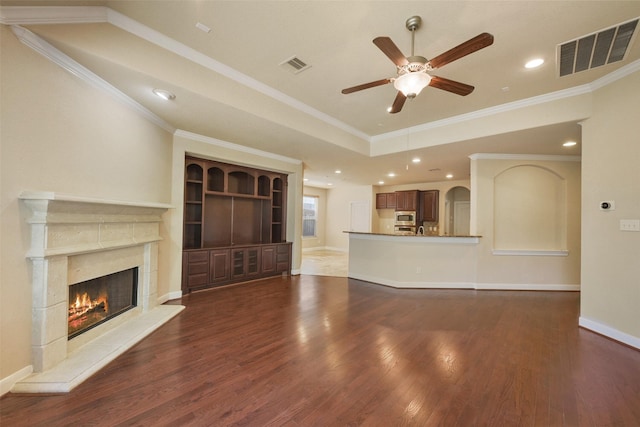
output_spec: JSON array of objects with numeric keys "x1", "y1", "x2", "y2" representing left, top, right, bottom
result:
[
  {"x1": 395, "y1": 191, "x2": 417, "y2": 211},
  {"x1": 210, "y1": 249, "x2": 230, "y2": 284},
  {"x1": 231, "y1": 247, "x2": 261, "y2": 280},
  {"x1": 386, "y1": 193, "x2": 397, "y2": 209},
  {"x1": 261, "y1": 245, "x2": 276, "y2": 274},
  {"x1": 421, "y1": 190, "x2": 439, "y2": 222},
  {"x1": 376, "y1": 192, "x2": 397, "y2": 209}
]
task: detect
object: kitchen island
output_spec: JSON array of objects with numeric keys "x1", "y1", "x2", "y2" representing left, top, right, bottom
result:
[{"x1": 346, "y1": 232, "x2": 481, "y2": 289}]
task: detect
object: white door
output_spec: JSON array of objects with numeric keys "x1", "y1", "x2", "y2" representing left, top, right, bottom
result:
[
  {"x1": 350, "y1": 201, "x2": 370, "y2": 232},
  {"x1": 454, "y1": 201, "x2": 471, "y2": 236}
]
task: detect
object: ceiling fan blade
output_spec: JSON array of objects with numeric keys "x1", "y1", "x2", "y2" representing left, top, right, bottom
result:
[
  {"x1": 389, "y1": 91, "x2": 407, "y2": 114},
  {"x1": 373, "y1": 37, "x2": 409, "y2": 67},
  {"x1": 429, "y1": 76, "x2": 475, "y2": 96},
  {"x1": 429, "y1": 33, "x2": 494, "y2": 69},
  {"x1": 341, "y1": 78, "x2": 392, "y2": 94}
]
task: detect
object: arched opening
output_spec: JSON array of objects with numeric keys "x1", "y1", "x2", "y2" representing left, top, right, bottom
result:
[{"x1": 444, "y1": 186, "x2": 470, "y2": 236}]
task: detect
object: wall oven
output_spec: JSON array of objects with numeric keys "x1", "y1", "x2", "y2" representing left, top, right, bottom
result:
[
  {"x1": 394, "y1": 211, "x2": 417, "y2": 235},
  {"x1": 394, "y1": 225, "x2": 416, "y2": 235}
]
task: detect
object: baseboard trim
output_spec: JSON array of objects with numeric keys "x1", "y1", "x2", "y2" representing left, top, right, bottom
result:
[
  {"x1": 476, "y1": 283, "x2": 580, "y2": 291},
  {"x1": 348, "y1": 273, "x2": 580, "y2": 291},
  {"x1": 159, "y1": 290, "x2": 183, "y2": 304},
  {"x1": 1, "y1": 365, "x2": 32, "y2": 397},
  {"x1": 579, "y1": 317, "x2": 640, "y2": 350},
  {"x1": 302, "y1": 246, "x2": 347, "y2": 253}
]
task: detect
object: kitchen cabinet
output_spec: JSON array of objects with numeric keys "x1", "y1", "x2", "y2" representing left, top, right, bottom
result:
[
  {"x1": 395, "y1": 190, "x2": 419, "y2": 211},
  {"x1": 376, "y1": 192, "x2": 397, "y2": 209},
  {"x1": 419, "y1": 190, "x2": 439, "y2": 222}
]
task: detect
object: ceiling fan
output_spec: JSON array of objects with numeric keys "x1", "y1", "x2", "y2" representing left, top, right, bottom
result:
[{"x1": 341, "y1": 16, "x2": 494, "y2": 113}]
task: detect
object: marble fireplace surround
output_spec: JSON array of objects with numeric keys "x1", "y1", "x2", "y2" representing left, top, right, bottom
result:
[{"x1": 15, "y1": 192, "x2": 184, "y2": 393}]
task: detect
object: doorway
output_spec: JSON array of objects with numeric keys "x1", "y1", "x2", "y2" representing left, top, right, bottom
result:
[{"x1": 445, "y1": 186, "x2": 471, "y2": 236}]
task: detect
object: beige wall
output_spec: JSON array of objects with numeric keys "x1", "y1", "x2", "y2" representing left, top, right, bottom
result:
[
  {"x1": 580, "y1": 71, "x2": 640, "y2": 342},
  {"x1": 471, "y1": 156, "x2": 581, "y2": 287},
  {"x1": 302, "y1": 186, "x2": 327, "y2": 250},
  {"x1": 325, "y1": 184, "x2": 374, "y2": 251},
  {"x1": 0, "y1": 26, "x2": 173, "y2": 382}
]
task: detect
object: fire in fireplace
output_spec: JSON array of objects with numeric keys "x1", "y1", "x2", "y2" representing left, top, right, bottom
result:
[{"x1": 68, "y1": 267, "x2": 138, "y2": 339}]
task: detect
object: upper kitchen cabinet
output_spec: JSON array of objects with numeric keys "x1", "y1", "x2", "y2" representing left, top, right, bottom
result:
[
  {"x1": 420, "y1": 190, "x2": 439, "y2": 222},
  {"x1": 376, "y1": 192, "x2": 397, "y2": 209},
  {"x1": 395, "y1": 190, "x2": 419, "y2": 211}
]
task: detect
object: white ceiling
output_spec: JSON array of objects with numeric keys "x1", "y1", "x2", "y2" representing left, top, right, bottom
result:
[{"x1": 3, "y1": 1, "x2": 640, "y2": 187}]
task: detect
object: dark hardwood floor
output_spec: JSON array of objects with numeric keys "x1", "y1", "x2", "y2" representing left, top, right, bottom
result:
[{"x1": 2, "y1": 275, "x2": 640, "y2": 426}]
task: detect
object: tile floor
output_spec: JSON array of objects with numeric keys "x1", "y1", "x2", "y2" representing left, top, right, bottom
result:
[{"x1": 300, "y1": 249, "x2": 348, "y2": 277}]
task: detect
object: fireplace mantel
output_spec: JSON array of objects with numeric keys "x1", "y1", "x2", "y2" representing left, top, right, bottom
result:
[
  {"x1": 20, "y1": 191, "x2": 174, "y2": 258},
  {"x1": 15, "y1": 191, "x2": 184, "y2": 393}
]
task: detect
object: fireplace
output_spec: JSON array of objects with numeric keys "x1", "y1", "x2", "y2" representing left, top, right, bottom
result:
[
  {"x1": 15, "y1": 191, "x2": 184, "y2": 393},
  {"x1": 68, "y1": 267, "x2": 138, "y2": 339}
]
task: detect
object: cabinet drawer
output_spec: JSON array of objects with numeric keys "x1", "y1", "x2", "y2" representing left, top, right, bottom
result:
[
  {"x1": 189, "y1": 251, "x2": 209, "y2": 263},
  {"x1": 189, "y1": 261, "x2": 209, "y2": 275},
  {"x1": 188, "y1": 273, "x2": 209, "y2": 287}
]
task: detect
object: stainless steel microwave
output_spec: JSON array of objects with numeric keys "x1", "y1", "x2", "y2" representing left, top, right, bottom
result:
[{"x1": 395, "y1": 211, "x2": 416, "y2": 226}]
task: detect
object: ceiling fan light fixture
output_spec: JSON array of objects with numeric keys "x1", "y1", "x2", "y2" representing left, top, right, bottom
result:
[{"x1": 393, "y1": 72, "x2": 431, "y2": 97}]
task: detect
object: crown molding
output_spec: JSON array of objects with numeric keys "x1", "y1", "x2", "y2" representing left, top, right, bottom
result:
[
  {"x1": 589, "y1": 58, "x2": 640, "y2": 91},
  {"x1": 175, "y1": 130, "x2": 302, "y2": 165},
  {"x1": 0, "y1": 5, "x2": 369, "y2": 143},
  {"x1": 10, "y1": 25, "x2": 176, "y2": 134},
  {"x1": 0, "y1": 6, "x2": 107, "y2": 24},
  {"x1": 3, "y1": 5, "x2": 638, "y2": 147},
  {"x1": 372, "y1": 84, "x2": 592, "y2": 143},
  {"x1": 468, "y1": 153, "x2": 581, "y2": 162},
  {"x1": 103, "y1": 8, "x2": 370, "y2": 143}
]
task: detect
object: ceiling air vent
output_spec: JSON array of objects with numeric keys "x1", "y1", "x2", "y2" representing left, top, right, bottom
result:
[
  {"x1": 558, "y1": 18, "x2": 639, "y2": 77},
  {"x1": 279, "y1": 56, "x2": 311, "y2": 74}
]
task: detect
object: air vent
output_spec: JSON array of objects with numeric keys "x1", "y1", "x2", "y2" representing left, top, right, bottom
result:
[
  {"x1": 279, "y1": 56, "x2": 311, "y2": 74},
  {"x1": 558, "y1": 18, "x2": 639, "y2": 77}
]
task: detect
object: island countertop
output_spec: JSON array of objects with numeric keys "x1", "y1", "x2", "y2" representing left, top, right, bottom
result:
[{"x1": 344, "y1": 231, "x2": 481, "y2": 244}]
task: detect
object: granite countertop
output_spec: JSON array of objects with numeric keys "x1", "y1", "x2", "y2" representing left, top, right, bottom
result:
[{"x1": 344, "y1": 231, "x2": 482, "y2": 238}]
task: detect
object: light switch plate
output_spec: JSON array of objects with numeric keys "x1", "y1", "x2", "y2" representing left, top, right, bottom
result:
[{"x1": 620, "y1": 219, "x2": 640, "y2": 231}]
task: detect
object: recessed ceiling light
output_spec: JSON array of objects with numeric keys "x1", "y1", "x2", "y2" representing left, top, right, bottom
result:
[
  {"x1": 378, "y1": 181, "x2": 384, "y2": 185},
  {"x1": 152, "y1": 88, "x2": 175, "y2": 100},
  {"x1": 303, "y1": 178, "x2": 308, "y2": 181},
  {"x1": 335, "y1": 170, "x2": 342, "y2": 174},
  {"x1": 563, "y1": 141, "x2": 577, "y2": 147},
  {"x1": 327, "y1": 183, "x2": 333, "y2": 186},
  {"x1": 446, "y1": 174, "x2": 453, "y2": 179},
  {"x1": 412, "y1": 157, "x2": 421, "y2": 163},
  {"x1": 525, "y1": 58, "x2": 544, "y2": 69},
  {"x1": 388, "y1": 173, "x2": 396, "y2": 177}
]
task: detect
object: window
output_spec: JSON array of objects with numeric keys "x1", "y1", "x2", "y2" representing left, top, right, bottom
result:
[{"x1": 303, "y1": 195, "x2": 318, "y2": 237}]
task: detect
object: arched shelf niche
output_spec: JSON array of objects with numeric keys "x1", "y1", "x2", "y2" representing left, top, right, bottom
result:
[{"x1": 493, "y1": 165, "x2": 567, "y2": 251}]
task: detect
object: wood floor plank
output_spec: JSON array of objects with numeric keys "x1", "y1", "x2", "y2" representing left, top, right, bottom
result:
[{"x1": 2, "y1": 275, "x2": 640, "y2": 426}]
